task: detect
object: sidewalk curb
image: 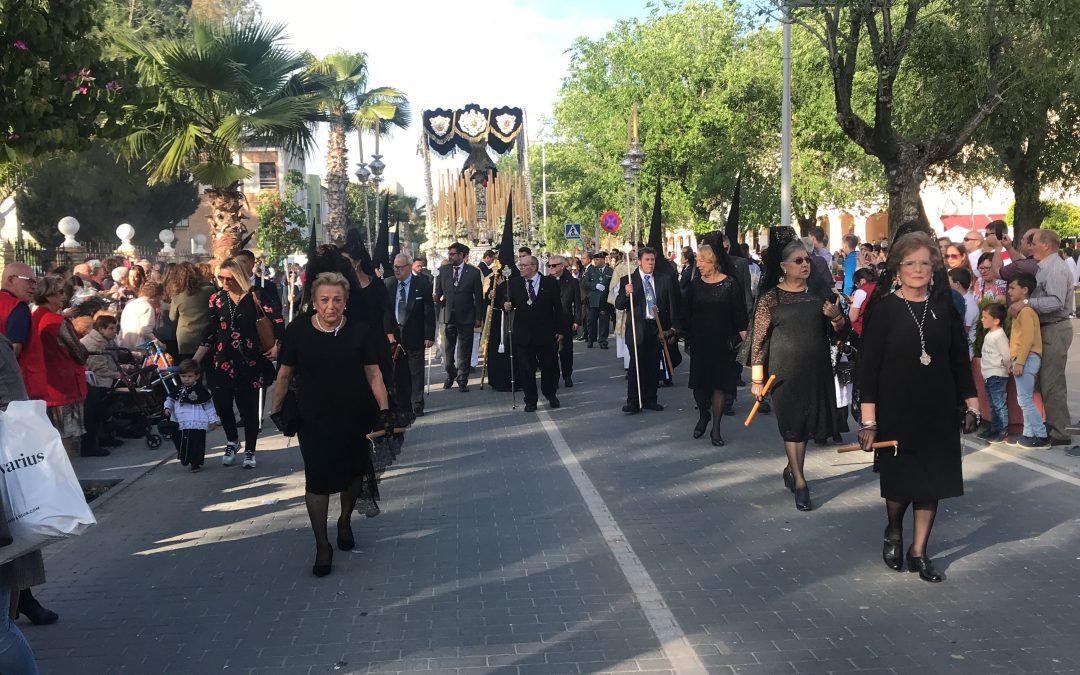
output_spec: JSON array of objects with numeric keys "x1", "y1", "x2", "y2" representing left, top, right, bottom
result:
[
  {"x1": 962, "y1": 436, "x2": 1080, "y2": 479},
  {"x1": 82, "y1": 450, "x2": 174, "y2": 513}
]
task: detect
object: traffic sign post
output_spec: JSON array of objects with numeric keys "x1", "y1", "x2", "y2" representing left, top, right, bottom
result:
[
  {"x1": 564, "y1": 223, "x2": 581, "y2": 240},
  {"x1": 600, "y1": 211, "x2": 621, "y2": 233}
]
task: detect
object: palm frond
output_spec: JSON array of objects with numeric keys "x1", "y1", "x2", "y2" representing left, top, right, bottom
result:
[
  {"x1": 149, "y1": 122, "x2": 205, "y2": 184},
  {"x1": 192, "y1": 161, "x2": 251, "y2": 188}
]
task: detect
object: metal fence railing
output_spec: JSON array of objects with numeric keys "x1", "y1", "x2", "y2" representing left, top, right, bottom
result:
[{"x1": 1, "y1": 241, "x2": 208, "y2": 276}]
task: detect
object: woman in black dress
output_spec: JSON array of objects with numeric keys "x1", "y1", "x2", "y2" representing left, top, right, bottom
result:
[
  {"x1": 750, "y1": 238, "x2": 847, "y2": 511},
  {"x1": 193, "y1": 258, "x2": 283, "y2": 468},
  {"x1": 271, "y1": 272, "x2": 393, "y2": 577},
  {"x1": 682, "y1": 244, "x2": 747, "y2": 446},
  {"x1": 858, "y1": 232, "x2": 979, "y2": 582}
]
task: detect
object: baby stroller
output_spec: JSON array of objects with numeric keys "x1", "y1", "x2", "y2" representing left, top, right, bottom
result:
[{"x1": 100, "y1": 340, "x2": 179, "y2": 448}]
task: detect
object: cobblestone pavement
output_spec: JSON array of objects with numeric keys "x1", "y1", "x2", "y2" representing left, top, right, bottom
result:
[{"x1": 27, "y1": 343, "x2": 1080, "y2": 675}]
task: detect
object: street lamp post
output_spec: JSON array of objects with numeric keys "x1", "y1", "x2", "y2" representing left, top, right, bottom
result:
[
  {"x1": 621, "y1": 106, "x2": 645, "y2": 246},
  {"x1": 369, "y1": 127, "x2": 386, "y2": 254},
  {"x1": 781, "y1": 5, "x2": 792, "y2": 232}
]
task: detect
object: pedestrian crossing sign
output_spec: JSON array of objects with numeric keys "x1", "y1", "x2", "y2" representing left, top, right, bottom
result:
[{"x1": 564, "y1": 223, "x2": 581, "y2": 240}]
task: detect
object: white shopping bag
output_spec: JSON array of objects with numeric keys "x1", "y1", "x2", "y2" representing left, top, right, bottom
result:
[{"x1": 0, "y1": 400, "x2": 96, "y2": 564}]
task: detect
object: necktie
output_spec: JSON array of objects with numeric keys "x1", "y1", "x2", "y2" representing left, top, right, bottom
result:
[
  {"x1": 397, "y1": 282, "x2": 407, "y2": 325},
  {"x1": 643, "y1": 274, "x2": 656, "y2": 318},
  {"x1": 452, "y1": 266, "x2": 460, "y2": 285},
  {"x1": 527, "y1": 278, "x2": 537, "y2": 303}
]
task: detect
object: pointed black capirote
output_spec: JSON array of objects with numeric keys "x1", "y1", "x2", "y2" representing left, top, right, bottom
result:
[
  {"x1": 497, "y1": 193, "x2": 516, "y2": 271},
  {"x1": 725, "y1": 174, "x2": 742, "y2": 258},
  {"x1": 647, "y1": 178, "x2": 663, "y2": 255},
  {"x1": 372, "y1": 194, "x2": 391, "y2": 277}
]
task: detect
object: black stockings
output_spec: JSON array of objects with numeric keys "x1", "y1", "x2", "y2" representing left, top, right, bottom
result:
[
  {"x1": 693, "y1": 387, "x2": 728, "y2": 442},
  {"x1": 885, "y1": 499, "x2": 939, "y2": 556},
  {"x1": 304, "y1": 477, "x2": 364, "y2": 566},
  {"x1": 784, "y1": 442, "x2": 808, "y2": 489}
]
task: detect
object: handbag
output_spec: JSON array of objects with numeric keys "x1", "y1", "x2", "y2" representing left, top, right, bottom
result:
[
  {"x1": 270, "y1": 388, "x2": 300, "y2": 437},
  {"x1": 250, "y1": 291, "x2": 277, "y2": 353},
  {"x1": 0, "y1": 400, "x2": 97, "y2": 564}
]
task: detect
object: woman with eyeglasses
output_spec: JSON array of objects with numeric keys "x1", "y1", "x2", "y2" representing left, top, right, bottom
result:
[
  {"x1": 857, "y1": 232, "x2": 978, "y2": 582},
  {"x1": 193, "y1": 258, "x2": 284, "y2": 469},
  {"x1": 974, "y1": 252, "x2": 1006, "y2": 301},
  {"x1": 750, "y1": 231, "x2": 848, "y2": 511},
  {"x1": 31, "y1": 276, "x2": 88, "y2": 457}
]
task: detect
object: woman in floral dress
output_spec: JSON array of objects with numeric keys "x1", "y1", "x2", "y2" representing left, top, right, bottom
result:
[{"x1": 193, "y1": 258, "x2": 283, "y2": 468}]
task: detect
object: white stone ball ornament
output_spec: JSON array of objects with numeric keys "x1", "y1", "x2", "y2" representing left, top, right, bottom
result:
[{"x1": 58, "y1": 216, "x2": 81, "y2": 250}]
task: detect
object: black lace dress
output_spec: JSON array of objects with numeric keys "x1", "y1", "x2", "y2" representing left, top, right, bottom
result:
[
  {"x1": 683, "y1": 275, "x2": 748, "y2": 396},
  {"x1": 751, "y1": 286, "x2": 844, "y2": 442}
]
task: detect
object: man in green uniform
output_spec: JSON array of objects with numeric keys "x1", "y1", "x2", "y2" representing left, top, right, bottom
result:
[{"x1": 581, "y1": 251, "x2": 613, "y2": 349}]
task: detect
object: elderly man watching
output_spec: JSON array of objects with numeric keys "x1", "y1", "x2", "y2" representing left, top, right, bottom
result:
[
  {"x1": 0, "y1": 262, "x2": 37, "y2": 357},
  {"x1": 1007, "y1": 229, "x2": 1075, "y2": 448}
]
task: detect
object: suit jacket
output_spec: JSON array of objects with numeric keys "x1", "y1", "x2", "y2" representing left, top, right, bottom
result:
[
  {"x1": 434, "y1": 263, "x2": 484, "y2": 326},
  {"x1": 555, "y1": 272, "x2": 584, "y2": 335},
  {"x1": 729, "y1": 256, "x2": 753, "y2": 313},
  {"x1": 504, "y1": 275, "x2": 565, "y2": 346},
  {"x1": 614, "y1": 269, "x2": 679, "y2": 345},
  {"x1": 384, "y1": 274, "x2": 436, "y2": 351}
]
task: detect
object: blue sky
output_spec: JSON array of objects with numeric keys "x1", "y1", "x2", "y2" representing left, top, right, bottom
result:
[{"x1": 258, "y1": 0, "x2": 661, "y2": 197}]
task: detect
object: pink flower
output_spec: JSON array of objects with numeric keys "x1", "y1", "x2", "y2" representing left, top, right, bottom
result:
[
  {"x1": 221, "y1": 362, "x2": 231, "y2": 371},
  {"x1": 78, "y1": 67, "x2": 94, "y2": 81},
  {"x1": 76, "y1": 85, "x2": 89, "y2": 95},
  {"x1": 105, "y1": 80, "x2": 122, "y2": 93},
  {"x1": 220, "y1": 321, "x2": 227, "y2": 329},
  {"x1": 13, "y1": 41, "x2": 27, "y2": 51}
]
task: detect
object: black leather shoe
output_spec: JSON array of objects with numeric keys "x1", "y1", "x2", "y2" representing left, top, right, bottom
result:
[
  {"x1": 336, "y1": 518, "x2": 355, "y2": 552},
  {"x1": 782, "y1": 466, "x2": 795, "y2": 493},
  {"x1": 906, "y1": 549, "x2": 943, "y2": 582},
  {"x1": 18, "y1": 590, "x2": 58, "y2": 625},
  {"x1": 442, "y1": 377, "x2": 454, "y2": 390},
  {"x1": 599, "y1": 343, "x2": 609, "y2": 350},
  {"x1": 99, "y1": 437, "x2": 124, "y2": 447},
  {"x1": 459, "y1": 383, "x2": 470, "y2": 393},
  {"x1": 643, "y1": 403, "x2": 664, "y2": 411},
  {"x1": 622, "y1": 404, "x2": 641, "y2": 414},
  {"x1": 548, "y1": 398, "x2": 561, "y2": 409},
  {"x1": 794, "y1": 485, "x2": 812, "y2": 511},
  {"x1": 710, "y1": 432, "x2": 725, "y2": 447},
  {"x1": 563, "y1": 377, "x2": 573, "y2": 388},
  {"x1": 586, "y1": 342, "x2": 594, "y2": 348},
  {"x1": 693, "y1": 413, "x2": 710, "y2": 439},
  {"x1": 524, "y1": 402, "x2": 537, "y2": 412},
  {"x1": 312, "y1": 545, "x2": 333, "y2": 578},
  {"x1": 882, "y1": 529, "x2": 903, "y2": 571}
]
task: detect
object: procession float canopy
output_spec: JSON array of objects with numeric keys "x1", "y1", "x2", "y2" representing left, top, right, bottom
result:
[{"x1": 419, "y1": 105, "x2": 536, "y2": 254}]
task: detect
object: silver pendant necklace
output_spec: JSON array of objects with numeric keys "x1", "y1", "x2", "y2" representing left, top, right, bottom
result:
[{"x1": 898, "y1": 289, "x2": 931, "y2": 366}]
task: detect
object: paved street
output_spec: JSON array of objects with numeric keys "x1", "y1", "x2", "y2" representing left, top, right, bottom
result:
[{"x1": 29, "y1": 337, "x2": 1080, "y2": 675}]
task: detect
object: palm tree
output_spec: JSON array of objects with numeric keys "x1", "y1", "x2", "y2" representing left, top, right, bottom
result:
[
  {"x1": 306, "y1": 50, "x2": 410, "y2": 246},
  {"x1": 120, "y1": 20, "x2": 318, "y2": 263}
]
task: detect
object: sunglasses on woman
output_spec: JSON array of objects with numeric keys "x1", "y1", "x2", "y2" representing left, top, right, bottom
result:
[
  {"x1": 785, "y1": 257, "x2": 811, "y2": 265},
  {"x1": 946, "y1": 253, "x2": 963, "y2": 260}
]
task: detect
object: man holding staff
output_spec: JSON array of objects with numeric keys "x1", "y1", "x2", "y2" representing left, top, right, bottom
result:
[
  {"x1": 501, "y1": 256, "x2": 565, "y2": 412},
  {"x1": 614, "y1": 247, "x2": 679, "y2": 413}
]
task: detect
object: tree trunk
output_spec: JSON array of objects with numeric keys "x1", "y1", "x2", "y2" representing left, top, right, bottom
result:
[
  {"x1": 795, "y1": 207, "x2": 817, "y2": 237},
  {"x1": 1011, "y1": 170, "x2": 1044, "y2": 241},
  {"x1": 204, "y1": 182, "x2": 246, "y2": 265},
  {"x1": 884, "y1": 159, "x2": 932, "y2": 238},
  {"x1": 324, "y1": 117, "x2": 348, "y2": 246}
]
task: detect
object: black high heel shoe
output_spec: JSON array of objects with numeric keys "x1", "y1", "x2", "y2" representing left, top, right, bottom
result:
[
  {"x1": 693, "y1": 413, "x2": 710, "y2": 439},
  {"x1": 337, "y1": 517, "x2": 355, "y2": 551},
  {"x1": 882, "y1": 528, "x2": 903, "y2": 571},
  {"x1": 794, "y1": 485, "x2": 812, "y2": 511},
  {"x1": 782, "y1": 466, "x2": 795, "y2": 493},
  {"x1": 312, "y1": 544, "x2": 333, "y2": 578},
  {"x1": 906, "y1": 548, "x2": 943, "y2": 582},
  {"x1": 710, "y1": 430, "x2": 725, "y2": 447}
]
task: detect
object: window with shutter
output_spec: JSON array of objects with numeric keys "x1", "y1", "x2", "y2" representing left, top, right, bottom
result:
[{"x1": 259, "y1": 163, "x2": 278, "y2": 191}]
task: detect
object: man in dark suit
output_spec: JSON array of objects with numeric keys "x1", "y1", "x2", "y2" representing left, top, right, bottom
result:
[
  {"x1": 501, "y1": 255, "x2": 565, "y2": 412},
  {"x1": 614, "y1": 247, "x2": 679, "y2": 413},
  {"x1": 386, "y1": 254, "x2": 436, "y2": 418},
  {"x1": 434, "y1": 242, "x2": 484, "y2": 392},
  {"x1": 548, "y1": 255, "x2": 583, "y2": 387},
  {"x1": 478, "y1": 250, "x2": 496, "y2": 278}
]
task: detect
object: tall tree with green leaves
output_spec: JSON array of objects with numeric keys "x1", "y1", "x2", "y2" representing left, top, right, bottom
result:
[
  {"x1": 120, "y1": 20, "x2": 318, "y2": 262},
  {"x1": 306, "y1": 50, "x2": 410, "y2": 246},
  {"x1": 787, "y1": 0, "x2": 1080, "y2": 236}
]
